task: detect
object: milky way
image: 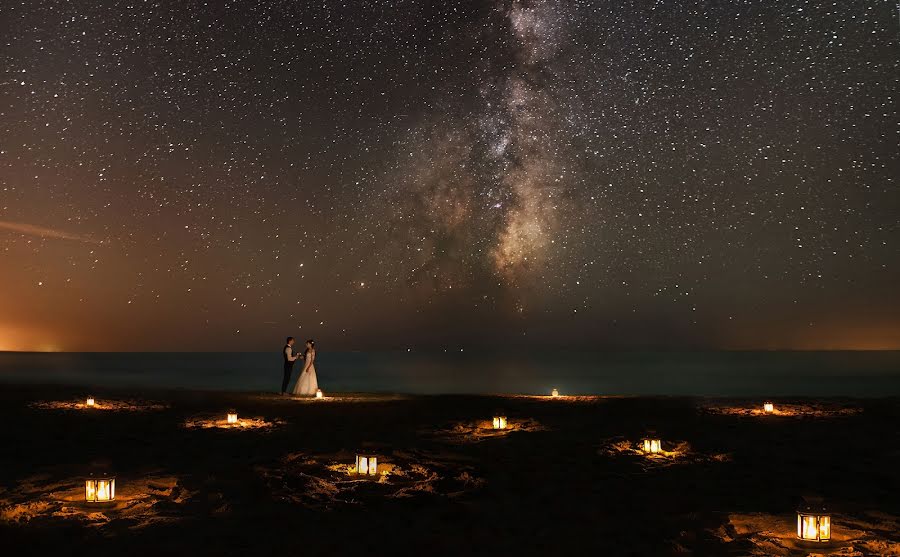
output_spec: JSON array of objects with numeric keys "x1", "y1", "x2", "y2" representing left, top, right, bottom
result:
[{"x1": 0, "y1": 0, "x2": 897, "y2": 351}]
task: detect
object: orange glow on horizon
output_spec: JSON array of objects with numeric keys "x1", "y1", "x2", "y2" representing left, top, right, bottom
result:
[{"x1": 0, "y1": 325, "x2": 63, "y2": 352}]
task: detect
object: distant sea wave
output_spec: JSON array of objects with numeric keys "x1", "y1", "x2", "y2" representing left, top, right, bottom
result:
[{"x1": 1, "y1": 351, "x2": 899, "y2": 397}]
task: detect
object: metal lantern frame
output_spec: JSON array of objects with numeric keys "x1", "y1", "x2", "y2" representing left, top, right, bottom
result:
[
  {"x1": 492, "y1": 416, "x2": 508, "y2": 430},
  {"x1": 797, "y1": 505, "x2": 831, "y2": 542},
  {"x1": 85, "y1": 476, "x2": 116, "y2": 503},
  {"x1": 641, "y1": 438, "x2": 662, "y2": 454},
  {"x1": 355, "y1": 454, "x2": 378, "y2": 476}
]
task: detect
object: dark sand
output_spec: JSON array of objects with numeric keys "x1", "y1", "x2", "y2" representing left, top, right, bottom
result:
[{"x1": 1, "y1": 384, "x2": 898, "y2": 556}]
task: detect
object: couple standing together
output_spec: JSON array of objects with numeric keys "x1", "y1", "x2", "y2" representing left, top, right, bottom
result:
[{"x1": 281, "y1": 337, "x2": 318, "y2": 396}]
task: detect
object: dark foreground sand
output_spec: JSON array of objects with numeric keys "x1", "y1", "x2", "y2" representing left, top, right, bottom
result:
[{"x1": 1, "y1": 384, "x2": 898, "y2": 556}]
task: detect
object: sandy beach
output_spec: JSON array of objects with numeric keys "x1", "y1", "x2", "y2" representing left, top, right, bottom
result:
[{"x1": 1, "y1": 384, "x2": 898, "y2": 556}]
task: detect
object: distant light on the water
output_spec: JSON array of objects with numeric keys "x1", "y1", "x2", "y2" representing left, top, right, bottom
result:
[{"x1": 85, "y1": 476, "x2": 115, "y2": 503}]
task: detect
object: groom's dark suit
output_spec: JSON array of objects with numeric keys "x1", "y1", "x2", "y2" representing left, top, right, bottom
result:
[{"x1": 282, "y1": 344, "x2": 297, "y2": 394}]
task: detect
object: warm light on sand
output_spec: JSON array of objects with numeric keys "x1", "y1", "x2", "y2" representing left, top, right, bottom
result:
[
  {"x1": 355, "y1": 455, "x2": 378, "y2": 476},
  {"x1": 184, "y1": 415, "x2": 278, "y2": 430},
  {"x1": 85, "y1": 477, "x2": 115, "y2": 503},
  {"x1": 642, "y1": 439, "x2": 662, "y2": 454},
  {"x1": 797, "y1": 505, "x2": 831, "y2": 542},
  {"x1": 492, "y1": 416, "x2": 507, "y2": 429},
  {"x1": 704, "y1": 402, "x2": 861, "y2": 418},
  {"x1": 226, "y1": 412, "x2": 238, "y2": 424}
]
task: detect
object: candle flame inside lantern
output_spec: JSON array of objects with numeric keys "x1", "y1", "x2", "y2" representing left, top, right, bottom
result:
[
  {"x1": 226, "y1": 412, "x2": 238, "y2": 424},
  {"x1": 551, "y1": 388, "x2": 559, "y2": 397},
  {"x1": 492, "y1": 416, "x2": 507, "y2": 430},
  {"x1": 85, "y1": 478, "x2": 115, "y2": 503},
  {"x1": 355, "y1": 455, "x2": 378, "y2": 476},
  {"x1": 315, "y1": 389, "x2": 323, "y2": 399},
  {"x1": 764, "y1": 402, "x2": 774, "y2": 413},
  {"x1": 642, "y1": 439, "x2": 662, "y2": 454},
  {"x1": 797, "y1": 512, "x2": 831, "y2": 542},
  {"x1": 86, "y1": 397, "x2": 95, "y2": 407}
]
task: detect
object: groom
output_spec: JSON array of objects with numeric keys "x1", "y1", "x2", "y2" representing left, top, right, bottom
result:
[{"x1": 281, "y1": 336, "x2": 302, "y2": 395}]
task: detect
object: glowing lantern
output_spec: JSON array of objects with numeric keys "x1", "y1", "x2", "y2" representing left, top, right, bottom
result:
[
  {"x1": 355, "y1": 454, "x2": 378, "y2": 476},
  {"x1": 85, "y1": 476, "x2": 115, "y2": 503},
  {"x1": 86, "y1": 397, "x2": 95, "y2": 407},
  {"x1": 315, "y1": 389, "x2": 323, "y2": 399},
  {"x1": 764, "y1": 402, "x2": 775, "y2": 414},
  {"x1": 226, "y1": 412, "x2": 238, "y2": 424},
  {"x1": 797, "y1": 502, "x2": 831, "y2": 542},
  {"x1": 492, "y1": 416, "x2": 507, "y2": 430},
  {"x1": 642, "y1": 439, "x2": 662, "y2": 454},
  {"x1": 551, "y1": 388, "x2": 559, "y2": 397}
]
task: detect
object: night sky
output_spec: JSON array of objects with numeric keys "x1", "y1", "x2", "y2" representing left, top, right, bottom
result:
[{"x1": 1, "y1": 0, "x2": 897, "y2": 352}]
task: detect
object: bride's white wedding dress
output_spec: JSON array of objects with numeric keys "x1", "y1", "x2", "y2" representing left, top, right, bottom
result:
[{"x1": 292, "y1": 350, "x2": 318, "y2": 396}]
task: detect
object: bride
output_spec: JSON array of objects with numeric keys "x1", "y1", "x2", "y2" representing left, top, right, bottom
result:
[{"x1": 292, "y1": 339, "x2": 318, "y2": 396}]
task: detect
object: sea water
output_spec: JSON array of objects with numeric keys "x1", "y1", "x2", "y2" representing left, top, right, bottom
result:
[{"x1": 1, "y1": 351, "x2": 898, "y2": 396}]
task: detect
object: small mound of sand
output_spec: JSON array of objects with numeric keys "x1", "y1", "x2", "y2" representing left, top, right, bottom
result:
[
  {"x1": 503, "y1": 394, "x2": 612, "y2": 403},
  {"x1": 711, "y1": 512, "x2": 900, "y2": 556},
  {"x1": 252, "y1": 393, "x2": 411, "y2": 404},
  {"x1": 182, "y1": 415, "x2": 282, "y2": 430},
  {"x1": 0, "y1": 474, "x2": 198, "y2": 531},
  {"x1": 702, "y1": 401, "x2": 861, "y2": 418},
  {"x1": 30, "y1": 399, "x2": 168, "y2": 412},
  {"x1": 257, "y1": 449, "x2": 484, "y2": 509},
  {"x1": 427, "y1": 418, "x2": 546, "y2": 443},
  {"x1": 600, "y1": 438, "x2": 730, "y2": 469}
]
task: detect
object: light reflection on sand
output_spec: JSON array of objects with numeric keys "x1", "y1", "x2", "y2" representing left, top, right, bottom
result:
[
  {"x1": 183, "y1": 415, "x2": 282, "y2": 430},
  {"x1": 252, "y1": 393, "x2": 412, "y2": 404},
  {"x1": 502, "y1": 394, "x2": 615, "y2": 403},
  {"x1": 601, "y1": 438, "x2": 730, "y2": 468},
  {"x1": 258, "y1": 449, "x2": 484, "y2": 509},
  {"x1": 711, "y1": 512, "x2": 900, "y2": 556},
  {"x1": 703, "y1": 402, "x2": 862, "y2": 418},
  {"x1": 30, "y1": 399, "x2": 168, "y2": 412},
  {"x1": 428, "y1": 418, "x2": 546, "y2": 443},
  {"x1": 0, "y1": 474, "x2": 195, "y2": 530}
]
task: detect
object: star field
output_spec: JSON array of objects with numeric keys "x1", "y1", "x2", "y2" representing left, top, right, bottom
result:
[{"x1": 0, "y1": 0, "x2": 897, "y2": 351}]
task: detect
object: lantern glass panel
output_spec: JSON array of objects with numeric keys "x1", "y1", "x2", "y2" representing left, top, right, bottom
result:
[
  {"x1": 551, "y1": 389, "x2": 559, "y2": 397},
  {"x1": 642, "y1": 439, "x2": 661, "y2": 453},
  {"x1": 356, "y1": 455, "x2": 378, "y2": 476},
  {"x1": 227, "y1": 412, "x2": 238, "y2": 424},
  {"x1": 85, "y1": 478, "x2": 115, "y2": 503},
  {"x1": 797, "y1": 513, "x2": 830, "y2": 542},
  {"x1": 764, "y1": 402, "x2": 774, "y2": 413},
  {"x1": 86, "y1": 397, "x2": 95, "y2": 407},
  {"x1": 315, "y1": 389, "x2": 323, "y2": 398},
  {"x1": 492, "y1": 416, "x2": 507, "y2": 429}
]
